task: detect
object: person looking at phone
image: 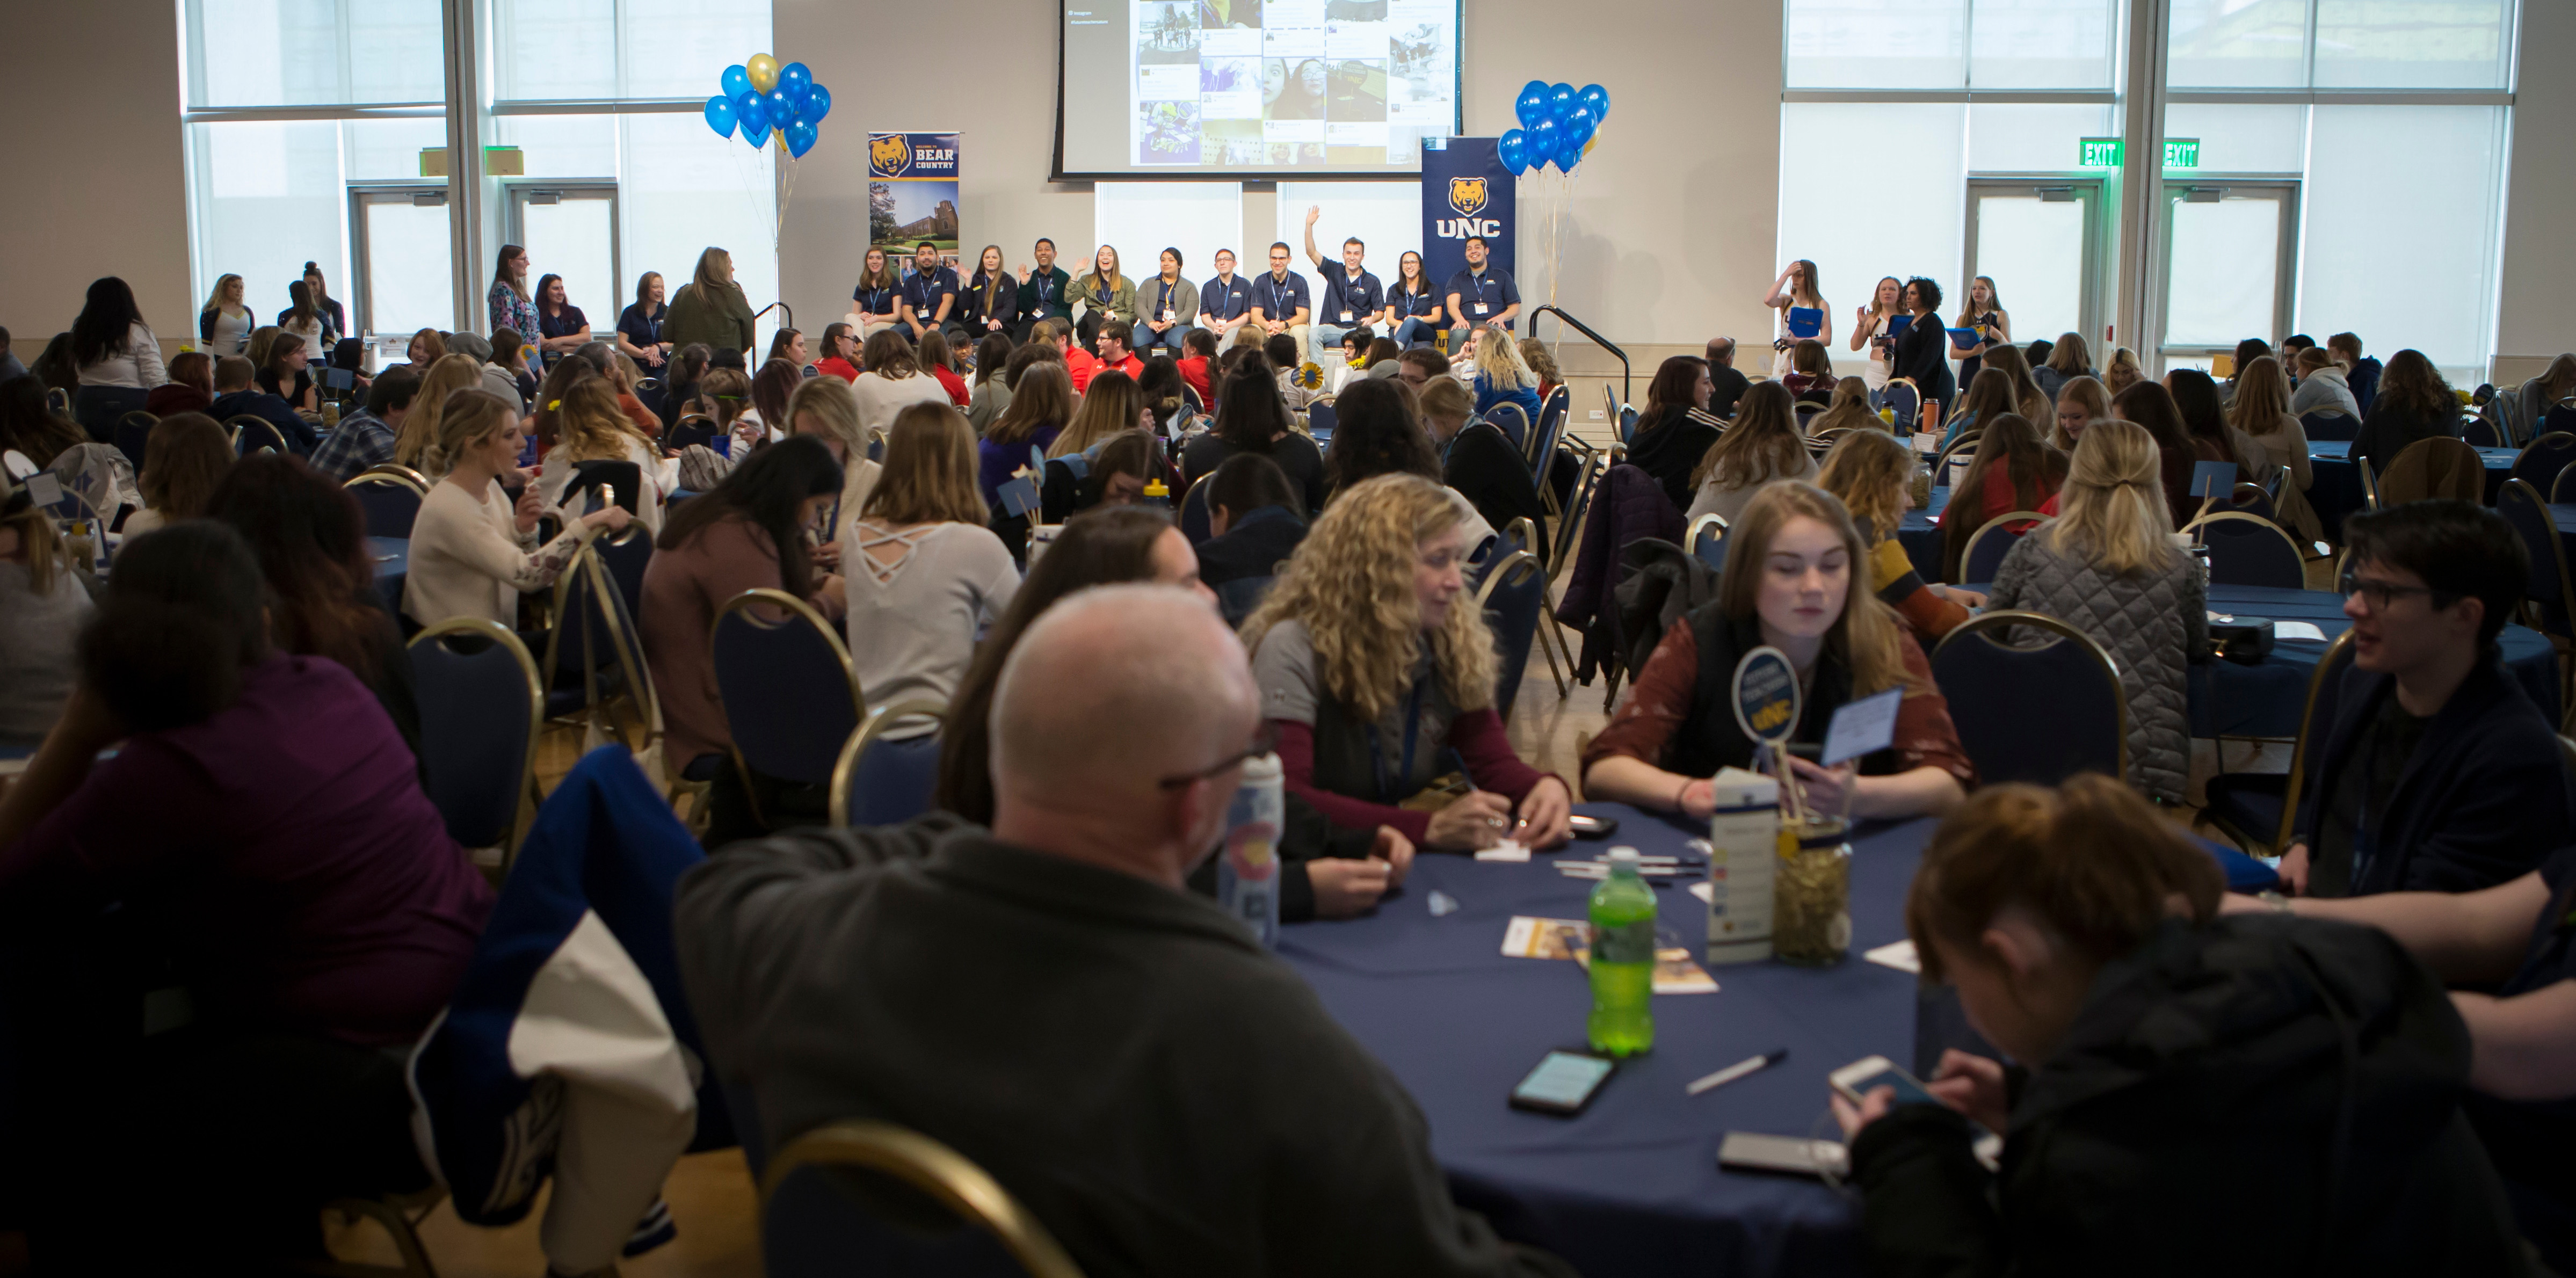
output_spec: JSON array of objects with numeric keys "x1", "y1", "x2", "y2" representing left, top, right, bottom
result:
[
  {"x1": 1581, "y1": 482, "x2": 1971, "y2": 822},
  {"x1": 1243, "y1": 474, "x2": 1573, "y2": 852},
  {"x1": 677, "y1": 584, "x2": 1576, "y2": 1277},
  {"x1": 1834, "y1": 777, "x2": 2531, "y2": 1276}
]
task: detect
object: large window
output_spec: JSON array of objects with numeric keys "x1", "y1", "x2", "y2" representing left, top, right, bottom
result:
[
  {"x1": 1784, "y1": 0, "x2": 2119, "y2": 91},
  {"x1": 180, "y1": 0, "x2": 777, "y2": 345},
  {"x1": 2171, "y1": 0, "x2": 2515, "y2": 90}
]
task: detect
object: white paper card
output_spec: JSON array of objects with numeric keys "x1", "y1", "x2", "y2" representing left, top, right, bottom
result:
[
  {"x1": 1822, "y1": 686, "x2": 1904, "y2": 767},
  {"x1": 1864, "y1": 939, "x2": 1921, "y2": 974},
  {"x1": 2275, "y1": 622, "x2": 2328, "y2": 642},
  {"x1": 25, "y1": 473, "x2": 62, "y2": 507},
  {"x1": 1475, "y1": 839, "x2": 1531, "y2": 863},
  {"x1": 1689, "y1": 880, "x2": 1714, "y2": 904}
]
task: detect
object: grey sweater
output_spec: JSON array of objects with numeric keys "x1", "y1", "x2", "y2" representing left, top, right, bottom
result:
[
  {"x1": 0, "y1": 562, "x2": 93, "y2": 746},
  {"x1": 1986, "y1": 532, "x2": 2208, "y2": 802},
  {"x1": 2290, "y1": 367, "x2": 2361, "y2": 422},
  {"x1": 676, "y1": 815, "x2": 1577, "y2": 1278}
]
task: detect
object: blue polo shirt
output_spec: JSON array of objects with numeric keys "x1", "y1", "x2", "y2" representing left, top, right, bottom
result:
[
  {"x1": 1250, "y1": 270, "x2": 1309, "y2": 323},
  {"x1": 1388, "y1": 281, "x2": 1439, "y2": 318},
  {"x1": 1445, "y1": 266, "x2": 1520, "y2": 329},
  {"x1": 1317, "y1": 267, "x2": 1383, "y2": 327},
  {"x1": 902, "y1": 265, "x2": 958, "y2": 322},
  {"x1": 852, "y1": 278, "x2": 899, "y2": 318},
  {"x1": 1201, "y1": 273, "x2": 1252, "y2": 322}
]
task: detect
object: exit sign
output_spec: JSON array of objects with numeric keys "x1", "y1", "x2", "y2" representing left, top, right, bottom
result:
[{"x1": 2078, "y1": 137, "x2": 2201, "y2": 168}]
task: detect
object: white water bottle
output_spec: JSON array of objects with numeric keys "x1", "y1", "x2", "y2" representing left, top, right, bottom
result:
[{"x1": 1218, "y1": 754, "x2": 1285, "y2": 947}]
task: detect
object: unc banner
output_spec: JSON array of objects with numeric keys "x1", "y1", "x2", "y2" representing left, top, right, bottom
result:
[
  {"x1": 869, "y1": 132, "x2": 961, "y2": 257},
  {"x1": 1420, "y1": 136, "x2": 1514, "y2": 291}
]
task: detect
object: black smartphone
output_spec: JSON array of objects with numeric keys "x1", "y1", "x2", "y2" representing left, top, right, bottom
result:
[
  {"x1": 1567, "y1": 813, "x2": 1618, "y2": 839},
  {"x1": 1508, "y1": 1050, "x2": 1616, "y2": 1116}
]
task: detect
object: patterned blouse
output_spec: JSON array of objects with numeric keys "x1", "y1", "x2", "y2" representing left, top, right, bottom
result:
[{"x1": 488, "y1": 278, "x2": 540, "y2": 348}]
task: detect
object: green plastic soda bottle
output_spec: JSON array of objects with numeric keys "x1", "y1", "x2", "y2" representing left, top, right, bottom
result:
[{"x1": 1587, "y1": 846, "x2": 1658, "y2": 1057}]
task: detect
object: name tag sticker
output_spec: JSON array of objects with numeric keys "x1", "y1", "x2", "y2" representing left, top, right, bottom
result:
[
  {"x1": 1341, "y1": 310, "x2": 1354, "y2": 322},
  {"x1": 1474, "y1": 303, "x2": 1489, "y2": 316},
  {"x1": 1821, "y1": 686, "x2": 1903, "y2": 767}
]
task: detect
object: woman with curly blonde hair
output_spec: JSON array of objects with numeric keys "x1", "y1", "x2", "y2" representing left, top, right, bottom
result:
[
  {"x1": 1815, "y1": 429, "x2": 1975, "y2": 641},
  {"x1": 1243, "y1": 473, "x2": 1572, "y2": 851},
  {"x1": 392, "y1": 353, "x2": 496, "y2": 474},
  {"x1": 537, "y1": 377, "x2": 674, "y2": 531},
  {"x1": 1582, "y1": 481, "x2": 1971, "y2": 821}
]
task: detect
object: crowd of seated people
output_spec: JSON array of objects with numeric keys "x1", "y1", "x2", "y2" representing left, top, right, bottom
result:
[{"x1": 20, "y1": 238, "x2": 2576, "y2": 1278}]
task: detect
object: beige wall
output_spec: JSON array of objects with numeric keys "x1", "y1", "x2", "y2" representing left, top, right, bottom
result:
[
  {"x1": 0, "y1": 0, "x2": 191, "y2": 358},
  {"x1": 774, "y1": 0, "x2": 1782, "y2": 360},
  {"x1": 2493, "y1": 0, "x2": 2576, "y2": 384}
]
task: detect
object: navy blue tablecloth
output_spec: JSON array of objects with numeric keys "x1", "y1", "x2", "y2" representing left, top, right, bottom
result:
[
  {"x1": 2306, "y1": 439, "x2": 2514, "y2": 539},
  {"x1": 2187, "y1": 584, "x2": 2556, "y2": 736},
  {"x1": 1897, "y1": 486, "x2": 1950, "y2": 582},
  {"x1": 1282, "y1": 806, "x2": 1929, "y2": 1277},
  {"x1": 371, "y1": 535, "x2": 407, "y2": 614}
]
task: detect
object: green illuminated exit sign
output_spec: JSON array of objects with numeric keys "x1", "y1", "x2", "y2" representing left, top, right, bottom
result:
[{"x1": 2078, "y1": 137, "x2": 2200, "y2": 168}]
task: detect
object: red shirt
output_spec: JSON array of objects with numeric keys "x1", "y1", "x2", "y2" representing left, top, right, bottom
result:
[
  {"x1": 1177, "y1": 355, "x2": 1212, "y2": 401},
  {"x1": 1065, "y1": 346, "x2": 1101, "y2": 393},
  {"x1": 930, "y1": 365, "x2": 970, "y2": 406},
  {"x1": 815, "y1": 357, "x2": 860, "y2": 383},
  {"x1": 1100, "y1": 353, "x2": 1144, "y2": 381}
]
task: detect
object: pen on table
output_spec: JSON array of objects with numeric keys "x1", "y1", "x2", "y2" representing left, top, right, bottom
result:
[{"x1": 1686, "y1": 1049, "x2": 1789, "y2": 1097}]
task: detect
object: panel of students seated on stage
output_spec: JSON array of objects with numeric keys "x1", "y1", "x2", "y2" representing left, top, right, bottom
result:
[{"x1": 1058, "y1": 0, "x2": 1461, "y2": 177}]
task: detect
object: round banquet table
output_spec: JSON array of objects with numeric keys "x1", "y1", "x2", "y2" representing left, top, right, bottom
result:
[
  {"x1": 1281, "y1": 804, "x2": 1924, "y2": 1277},
  {"x1": 2187, "y1": 583, "x2": 2557, "y2": 737},
  {"x1": 371, "y1": 535, "x2": 408, "y2": 614},
  {"x1": 2304, "y1": 439, "x2": 2515, "y2": 538}
]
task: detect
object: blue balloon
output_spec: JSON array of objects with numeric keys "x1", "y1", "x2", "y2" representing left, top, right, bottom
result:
[
  {"x1": 785, "y1": 120, "x2": 818, "y2": 159},
  {"x1": 765, "y1": 87, "x2": 795, "y2": 131},
  {"x1": 1514, "y1": 81, "x2": 1548, "y2": 130},
  {"x1": 736, "y1": 89, "x2": 769, "y2": 143},
  {"x1": 721, "y1": 64, "x2": 752, "y2": 99},
  {"x1": 1580, "y1": 83, "x2": 1610, "y2": 122},
  {"x1": 1497, "y1": 129, "x2": 1529, "y2": 176},
  {"x1": 702, "y1": 93, "x2": 736, "y2": 140},
  {"x1": 1565, "y1": 103, "x2": 1597, "y2": 145},
  {"x1": 778, "y1": 61, "x2": 813, "y2": 110},
  {"x1": 1547, "y1": 82, "x2": 1576, "y2": 121},
  {"x1": 1528, "y1": 116, "x2": 1561, "y2": 166},
  {"x1": 801, "y1": 82, "x2": 832, "y2": 124}
]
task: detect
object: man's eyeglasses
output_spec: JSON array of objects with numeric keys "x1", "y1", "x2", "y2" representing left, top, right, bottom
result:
[
  {"x1": 2338, "y1": 570, "x2": 2454, "y2": 611},
  {"x1": 1158, "y1": 721, "x2": 1278, "y2": 790}
]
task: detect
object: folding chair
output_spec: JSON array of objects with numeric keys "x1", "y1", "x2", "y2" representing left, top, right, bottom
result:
[
  {"x1": 829, "y1": 698, "x2": 949, "y2": 829},
  {"x1": 1178, "y1": 471, "x2": 1215, "y2": 544},
  {"x1": 759, "y1": 1122, "x2": 1085, "y2": 1278},
  {"x1": 2299, "y1": 409, "x2": 2356, "y2": 442},
  {"x1": 346, "y1": 467, "x2": 427, "y2": 540},
  {"x1": 1931, "y1": 611, "x2": 2127, "y2": 786},
  {"x1": 2184, "y1": 510, "x2": 2307, "y2": 590},
  {"x1": 712, "y1": 587, "x2": 867, "y2": 827},
  {"x1": 1959, "y1": 511, "x2": 2050, "y2": 584},
  {"x1": 1687, "y1": 512, "x2": 1727, "y2": 571},
  {"x1": 229, "y1": 414, "x2": 289, "y2": 456},
  {"x1": 407, "y1": 618, "x2": 544, "y2": 876},
  {"x1": 1528, "y1": 384, "x2": 1570, "y2": 472},
  {"x1": 2200, "y1": 631, "x2": 2356, "y2": 858},
  {"x1": 1474, "y1": 550, "x2": 1546, "y2": 721},
  {"x1": 2510, "y1": 433, "x2": 2576, "y2": 492},
  {"x1": 1482, "y1": 401, "x2": 1528, "y2": 455}
]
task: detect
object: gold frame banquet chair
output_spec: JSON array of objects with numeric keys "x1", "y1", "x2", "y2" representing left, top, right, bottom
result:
[{"x1": 759, "y1": 1121, "x2": 1084, "y2": 1278}]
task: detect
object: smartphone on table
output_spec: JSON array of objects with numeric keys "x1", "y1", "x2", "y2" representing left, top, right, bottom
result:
[
  {"x1": 1828, "y1": 1055, "x2": 1940, "y2": 1109},
  {"x1": 1508, "y1": 1050, "x2": 1616, "y2": 1117}
]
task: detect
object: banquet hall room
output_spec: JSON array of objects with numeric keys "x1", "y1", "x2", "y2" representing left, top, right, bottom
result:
[{"x1": 5, "y1": 0, "x2": 2576, "y2": 1275}]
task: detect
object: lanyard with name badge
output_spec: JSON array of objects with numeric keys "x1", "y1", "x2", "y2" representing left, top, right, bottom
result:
[{"x1": 1466, "y1": 272, "x2": 1493, "y2": 317}]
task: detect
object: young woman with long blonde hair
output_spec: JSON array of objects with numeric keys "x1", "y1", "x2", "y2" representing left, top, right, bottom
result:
[
  {"x1": 1810, "y1": 374, "x2": 1883, "y2": 436},
  {"x1": 391, "y1": 353, "x2": 494, "y2": 474},
  {"x1": 1815, "y1": 429, "x2": 1976, "y2": 641},
  {"x1": 1952, "y1": 274, "x2": 2011, "y2": 390},
  {"x1": 1244, "y1": 473, "x2": 1571, "y2": 851},
  {"x1": 1583, "y1": 481, "x2": 1970, "y2": 820},
  {"x1": 1761, "y1": 258, "x2": 1833, "y2": 351},
  {"x1": 2050, "y1": 374, "x2": 2113, "y2": 452},
  {"x1": 1046, "y1": 369, "x2": 1153, "y2": 459},
  {"x1": 198, "y1": 273, "x2": 255, "y2": 357},
  {"x1": 843, "y1": 402, "x2": 1019, "y2": 731},
  {"x1": 538, "y1": 377, "x2": 673, "y2": 531},
  {"x1": 1848, "y1": 275, "x2": 1904, "y2": 393},
  {"x1": 1984, "y1": 419, "x2": 2206, "y2": 802},
  {"x1": 2103, "y1": 345, "x2": 2144, "y2": 396}
]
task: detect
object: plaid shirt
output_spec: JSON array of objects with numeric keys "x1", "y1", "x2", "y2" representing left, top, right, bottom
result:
[{"x1": 310, "y1": 409, "x2": 398, "y2": 483}]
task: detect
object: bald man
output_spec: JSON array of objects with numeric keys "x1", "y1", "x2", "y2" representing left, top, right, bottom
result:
[{"x1": 677, "y1": 585, "x2": 1573, "y2": 1277}]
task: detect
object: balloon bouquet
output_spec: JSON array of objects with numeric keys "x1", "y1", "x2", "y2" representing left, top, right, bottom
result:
[
  {"x1": 703, "y1": 53, "x2": 833, "y2": 233},
  {"x1": 1495, "y1": 81, "x2": 1609, "y2": 309}
]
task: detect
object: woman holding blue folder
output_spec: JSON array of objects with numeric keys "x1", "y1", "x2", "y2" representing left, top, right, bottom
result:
[
  {"x1": 1761, "y1": 259, "x2": 1833, "y2": 355},
  {"x1": 1890, "y1": 277, "x2": 1957, "y2": 417},
  {"x1": 1951, "y1": 275, "x2": 2011, "y2": 390}
]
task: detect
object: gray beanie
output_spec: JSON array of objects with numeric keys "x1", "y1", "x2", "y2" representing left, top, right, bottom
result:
[{"x1": 445, "y1": 331, "x2": 493, "y2": 362}]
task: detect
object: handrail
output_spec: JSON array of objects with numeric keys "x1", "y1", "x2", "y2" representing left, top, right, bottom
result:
[
  {"x1": 752, "y1": 301, "x2": 795, "y2": 331},
  {"x1": 1529, "y1": 306, "x2": 1629, "y2": 403}
]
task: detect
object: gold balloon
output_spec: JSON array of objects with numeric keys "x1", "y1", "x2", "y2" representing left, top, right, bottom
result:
[{"x1": 748, "y1": 53, "x2": 781, "y2": 93}]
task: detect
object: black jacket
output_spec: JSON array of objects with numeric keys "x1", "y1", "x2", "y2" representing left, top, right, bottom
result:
[
  {"x1": 1708, "y1": 364, "x2": 1751, "y2": 421},
  {"x1": 1623, "y1": 407, "x2": 1717, "y2": 514},
  {"x1": 1196, "y1": 504, "x2": 1307, "y2": 586},
  {"x1": 1851, "y1": 915, "x2": 2532, "y2": 1278},
  {"x1": 677, "y1": 817, "x2": 1574, "y2": 1277},
  {"x1": 1890, "y1": 313, "x2": 1957, "y2": 409},
  {"x1": 2295, "y1": 654, "x2": 2571, "y2": 896},
  {"x1": 1440, "y1": 424, "x2": 1548, "y2": 561},
  {"x1": 2350, "y1": 401, "x2": 2451, "y2": 474}
]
